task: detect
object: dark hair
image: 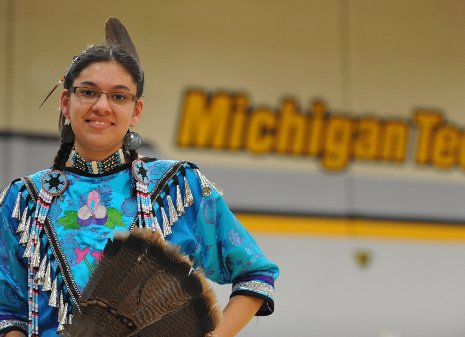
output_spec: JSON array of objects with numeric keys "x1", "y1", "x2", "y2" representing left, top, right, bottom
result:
[
  {"x1": 63, "y1": 44, "x2": 144, "y2": 97},
  {"x1": 53, "y1": 44, "x2": 143, "y2": 170}
]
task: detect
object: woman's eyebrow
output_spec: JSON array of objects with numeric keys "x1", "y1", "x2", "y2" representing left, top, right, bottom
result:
[
  {"x1": 112, "y1": 84, "x2": 132, "y2": 91},
  {"x1": 77, "y1": 81, "x2": 131, "y2": 92},
  {"x1": 77, "y1": 80, "x2": 97, "y2": 87}
]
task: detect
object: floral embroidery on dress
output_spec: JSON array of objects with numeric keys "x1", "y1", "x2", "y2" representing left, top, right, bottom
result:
[
  {"x1": 229, "y1": 229, "x2": 243, "y2": 246},
  {"x1": 74, "y1": 246, "x2": 103, "y2": 274},
  {"x1": 75, "y1": 246, "x2": 91, "y2": 264},
  {"x1": 78, "y1": 190, "x2": 107, "y2": 226},
  {"x1": 57, "y1": 190, "x2": 126, "y2": 230}
]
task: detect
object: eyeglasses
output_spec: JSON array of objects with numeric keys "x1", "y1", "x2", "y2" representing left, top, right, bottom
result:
[{"x1": 71, "y1": 86, "x2": 139, "y2": 106}]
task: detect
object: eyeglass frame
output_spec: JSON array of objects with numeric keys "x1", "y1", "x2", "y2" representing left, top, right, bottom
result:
[{"x1": 70, "y1": 86, "x2": 140, "y2": 106}]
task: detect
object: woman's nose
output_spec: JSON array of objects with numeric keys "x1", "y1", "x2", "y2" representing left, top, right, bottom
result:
[{"x1": 92, "y1": 93, "x2": 112, "y2": 111}]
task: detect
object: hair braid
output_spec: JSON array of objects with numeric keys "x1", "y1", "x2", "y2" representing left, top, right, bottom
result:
[
  {"x1": 52, "y1": 141, "x2": 74, "y2": 171},
  {"x1": 128, "y1": 149, "x2": 139, "y2": 162}
]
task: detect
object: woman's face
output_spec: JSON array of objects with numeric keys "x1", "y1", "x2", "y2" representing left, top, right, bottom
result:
[{"x1": 60, "y1": 61, "x2": 143, "y2": 161}]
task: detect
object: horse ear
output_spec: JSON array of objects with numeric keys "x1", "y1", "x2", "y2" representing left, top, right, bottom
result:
[{"x1": 104, "y1": 17, "x2": 140, "y2": 65}]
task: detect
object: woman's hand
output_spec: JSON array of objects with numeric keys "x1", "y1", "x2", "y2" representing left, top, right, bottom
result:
[{"x1": 211, "y1": 295, "x2": 264, "y2": 337}]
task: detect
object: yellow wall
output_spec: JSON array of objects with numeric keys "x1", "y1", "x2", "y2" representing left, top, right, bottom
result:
[
  {"x1": 2, "y1": 0, "x2": 465, "y2": 221},
  {"x1": 2, "y1": 1, "x2": 465, "y2": 177}
]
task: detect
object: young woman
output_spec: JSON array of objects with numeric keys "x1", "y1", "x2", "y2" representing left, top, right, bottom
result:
[{"x1": 0, "y1": 20, "x2": 278, "y2": 337}]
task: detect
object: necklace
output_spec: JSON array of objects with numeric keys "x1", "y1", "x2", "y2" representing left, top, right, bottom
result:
[{"x1": 70, "y1": 149, "x2": 126, "y2": 174}]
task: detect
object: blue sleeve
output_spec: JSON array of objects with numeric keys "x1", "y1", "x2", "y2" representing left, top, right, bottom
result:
[
  {"x1": 182, "y1": 168, "x2": 279, "y2": 316},
  {"x1": 0, "y1": 183, "x2": 28, "y2": 334}
]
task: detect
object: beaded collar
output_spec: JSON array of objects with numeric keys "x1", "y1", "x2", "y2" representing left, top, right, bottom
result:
[{"x1": 70, "y1": 149, "x2": 126, "y2": 175}]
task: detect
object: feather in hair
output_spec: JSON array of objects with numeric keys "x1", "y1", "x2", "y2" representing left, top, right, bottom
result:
[
  {"x1": 39, "y1": 17, "x2": 139, "y2": 109},
  {"x1": 38, "y1": 76, "x2": 64, "y2": 109},
  {"x1": 104, "y1": 17, "x2": 140, "y2": 65}
]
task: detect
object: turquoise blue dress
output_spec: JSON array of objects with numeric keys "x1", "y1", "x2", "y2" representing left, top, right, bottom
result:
[{"x1": 0, "y1": 159, "x2": 278, "y2": 336}]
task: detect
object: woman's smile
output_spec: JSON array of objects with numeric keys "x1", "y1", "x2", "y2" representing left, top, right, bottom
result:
[{"x1": 86, "y1": 119, "x2": 115, "y2": 128}]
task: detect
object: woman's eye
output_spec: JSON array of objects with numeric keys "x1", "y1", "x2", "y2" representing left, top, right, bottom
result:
[
  {"x1": 111, "y1": 93, "x2": 129, "y2": 102},
  {"x1": 80, "y1": 89, "x2": 96, "y2": 97}
]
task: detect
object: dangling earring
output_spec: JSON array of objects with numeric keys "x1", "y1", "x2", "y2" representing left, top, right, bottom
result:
[
  {"x1": 123, "y1": 129, "x2": 142, "y2": 151},
  {"x1": 60, "y1": 118, "x2": 75, "y2": 143}
]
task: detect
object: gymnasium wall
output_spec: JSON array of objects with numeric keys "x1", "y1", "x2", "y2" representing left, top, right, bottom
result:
[{"x1": 1, "y1": 1, "x2": 465, "y2": 336}]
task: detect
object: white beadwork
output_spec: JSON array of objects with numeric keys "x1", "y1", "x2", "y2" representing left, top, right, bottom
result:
[
  {"x1": 175, "y1": 184, "x2": 185, "y2": 215},
  {"x1": 232, "y1": 280, "x2": 275, "y2": 299},
  {"x1": 49, "y1": 276, "x2": 59, "y2": 307},
  {"x1": 183, "y1": 178, "x2": 194, "y2": 207},
  {"x1": 42, "y1": 262, "x2": 52, "y2": 291},
  {"x1": 12, "y1": 191, "x2": 22, "y2": 220},
  {"x1": 0, "y1": 184, "x2": 10, "y2": 205},
  {"x1": 166, "y1": 195, "x2": 178, "y2": 225},
  {"x1": 17, "y1": 207, "x2": 29, "y2": 233}
]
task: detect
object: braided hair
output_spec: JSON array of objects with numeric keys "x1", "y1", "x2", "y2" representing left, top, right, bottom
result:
[
  {"x1": 52, "y1": 44, "x2": 144, "y2": 171},
  {"x1": 52, "y1": 141, "x2": 75, "y2": 171}
]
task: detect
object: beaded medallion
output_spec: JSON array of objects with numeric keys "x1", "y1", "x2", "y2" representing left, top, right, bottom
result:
[{"x1": 41, "y1": 171, "x2": 68, "y2": 196}]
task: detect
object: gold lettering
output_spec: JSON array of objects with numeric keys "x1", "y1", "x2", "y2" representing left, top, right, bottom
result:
[
  {"x1": 413, "y1": 111, "x2": 443, "y2": 164},
  {"x1": 229, "y1": 95, "x2": 248, "y2": 150},
  {"x1": 432, "y1": 125, "x2": 459, "y2": 169},
  {"x1": 353, "y1": 117, "x2": 381, "y2": 160},
  {"x1": 246, "y1": 108, "x2": 277, "y2": 154},
  {"x1": 175, "y1": 91, "x2": 465, "y2": 172},
  {"x1": 322, "y1": 116, "x2": 352, "y2": 171},
  {"x1": 381, "y1": 121, "x2": 408, "y2": 162},
  {"x1": 177, "y1": 91, "x2": 231, "y2": 148},
  {"x1": 276, "y1": 99, "x2": 306, "y2": 155},
  {"x1": 307, "y1": 100, "x2": 325, "y2": 156}
]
